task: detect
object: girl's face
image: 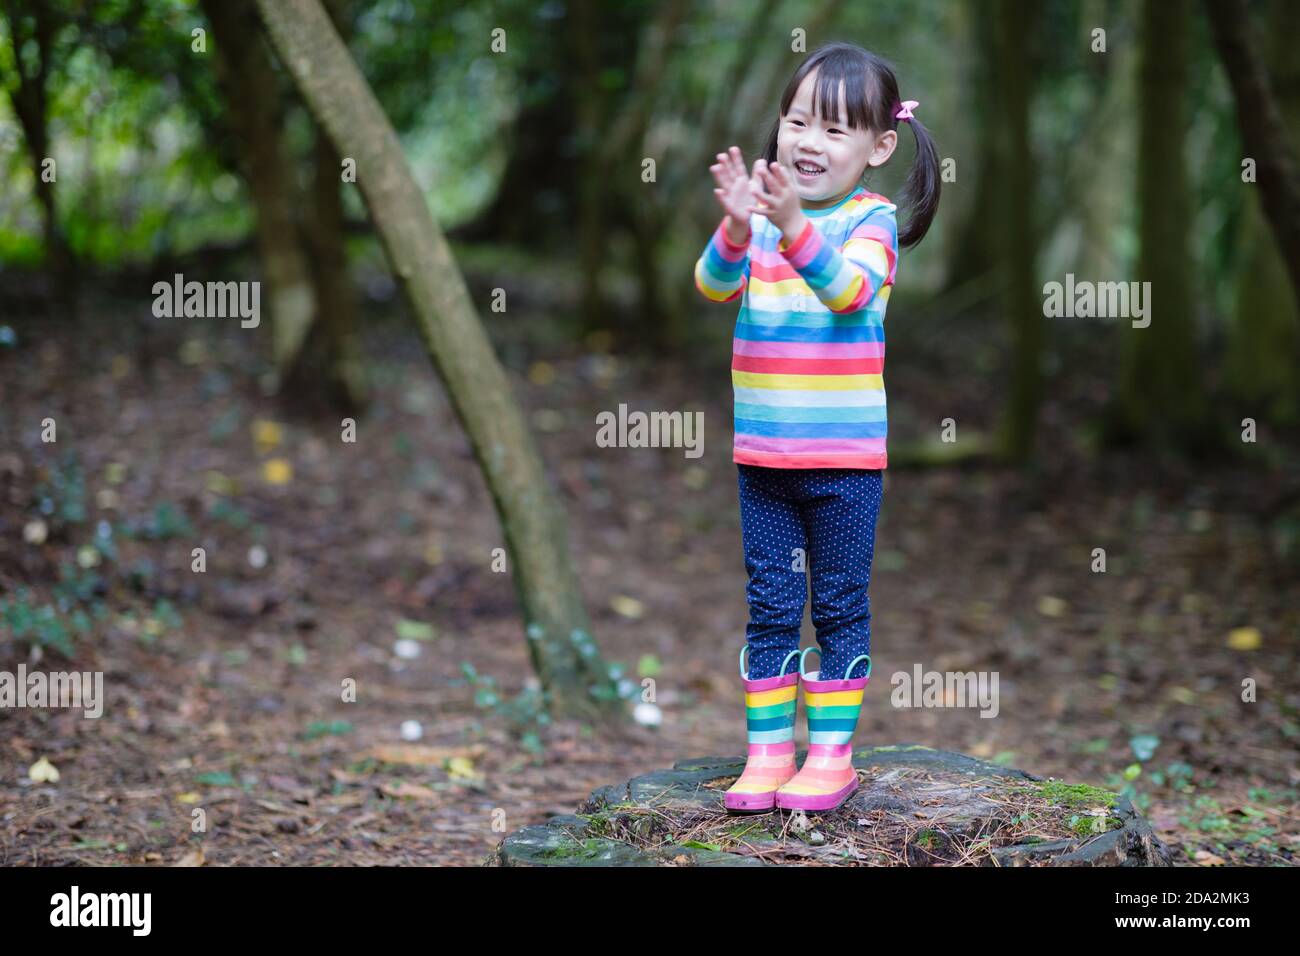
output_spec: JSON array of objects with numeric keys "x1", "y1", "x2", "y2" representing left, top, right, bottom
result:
[{"x1": 776, "y1": 68, "x2": 896, "y2": 208}]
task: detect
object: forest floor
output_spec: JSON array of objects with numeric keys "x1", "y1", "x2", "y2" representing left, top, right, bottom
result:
[{"x1": 1, "y1": 275, "x2": 1298, "y2": 867}]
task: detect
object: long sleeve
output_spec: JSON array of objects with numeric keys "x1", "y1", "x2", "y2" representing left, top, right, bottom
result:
[
  {"x1": 777, "y1": 206, "x2": 898, "y2": 314},
  {"x1": 694, "y1": 217, "x2": 752, "y2": 303}
]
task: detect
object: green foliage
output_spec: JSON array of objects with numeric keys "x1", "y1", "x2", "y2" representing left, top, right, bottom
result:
[
  {"x1": 33, "y1": 450, "x2": 87, "y2": 528},
  {"x1": 302, "y1": 719, "x2": 355, "y2": 740},
  {"x1": 0, "y1": 0, "x2": 251, "y2": 266},
  {"x1": 0, "y1": 588, "x2": 84, "y2": 657},
  {"x1": 0, "y1": 0, "x2": 514, "y2": 266},
  {"x1": 458, "y1": 661, "x2": 548, "y2": 754},
  {"x1": 6, "y1": 446, "x2": 190, "y2": 658}
]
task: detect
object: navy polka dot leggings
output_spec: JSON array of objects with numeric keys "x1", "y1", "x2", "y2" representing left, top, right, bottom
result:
[{"x1": 737, "y1": 464, "x2": 883, "y2": 682}]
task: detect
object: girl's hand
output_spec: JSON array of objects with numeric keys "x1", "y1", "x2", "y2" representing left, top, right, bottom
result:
[
  {"x1": 753, "y1": 162, "x2": 807, "y2": 241},
  {"x1": 710, "y1": 146, "x2": 760, "y2": 233}
]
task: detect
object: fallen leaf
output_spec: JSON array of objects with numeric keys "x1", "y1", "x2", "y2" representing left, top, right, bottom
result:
[
  {"x1": 395, "y1": 618, "x2": 436, "y2": 641},
  {"x1": 330, "y1": 768, "x2": 370, "y2": 785},
  {"x1": 610, "y1": 595, "x2": 644, "y2": 619},
  {"x1": 1037, "y1": 595, "x2": 1068, "y2": 618},
  {"x1": 446, "y1": 756, "x2": 481, "y2": 782},
  {"x1": 174, "y1": 847, "x2": 205, "y2": 867},
  {"x1": 528, "y1": 361, "x2": 555, "y2": 385},
  {"x1": 379, "y1": 781, "x2": 440, "y2": 802},
  {"x1": 29, "y1": 756, "x2": 59, "y2": 783},
  {"x1": 364, "y1": 744, "x2": 486, "y2": 768},
  {"x1": 204, "y1": 470, "x2": 238, "y2": 496},
  {"x1": 1227, "y1": 627, "x2": 1261, "y2": 651},
  {"x1": 252, "y1": 418, "x2": 283, "y2": 453},
  {"x1": 262, "y1": 458, "x2": 293, "y2": 485}
]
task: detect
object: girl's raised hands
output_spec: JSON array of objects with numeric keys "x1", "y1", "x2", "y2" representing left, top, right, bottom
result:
[
  {"x1": 752, "y1": 161, "x2": 804, "y2": 236},
  {"x1": 710, "y1": 146, "x2": 763, "y2": 225}
]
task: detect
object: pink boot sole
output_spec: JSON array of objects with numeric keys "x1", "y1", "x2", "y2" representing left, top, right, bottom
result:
[
  {"x1": 724, "y1": 790, "x2": 778, "y2": 812},
  {"x1": 775, "y1": 776, "x2": 859, "y2": 812}
]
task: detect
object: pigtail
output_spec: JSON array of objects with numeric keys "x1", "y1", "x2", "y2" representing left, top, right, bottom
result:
[{"x1": 897, "y1": 116, "x2": 941, "y2": 249}]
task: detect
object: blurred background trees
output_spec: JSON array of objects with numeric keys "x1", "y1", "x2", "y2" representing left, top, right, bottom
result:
[
  {"x1": 5, "y1": 0, "x2": 1293, "y2": 448},
  {"x1": 3, "y1": 0, "x2": 1298, "y2": 676}
]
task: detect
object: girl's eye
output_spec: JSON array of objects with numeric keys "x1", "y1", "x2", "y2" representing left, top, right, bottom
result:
[
  {"x1": 828, "y1": 128, "x2": 844, "y2": 135},
  {"x1": 788, "y1": 119, "x2": 805, "y2": 127}
]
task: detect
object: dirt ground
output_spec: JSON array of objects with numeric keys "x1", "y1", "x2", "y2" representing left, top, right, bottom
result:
[{"x1": 2, "y1": 285, "x2": 1297, "y2": 866}]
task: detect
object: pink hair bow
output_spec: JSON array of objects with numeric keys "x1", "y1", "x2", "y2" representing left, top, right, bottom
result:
[{"x1": 895, "y1": 100, "x2": 919, "y2": 121}]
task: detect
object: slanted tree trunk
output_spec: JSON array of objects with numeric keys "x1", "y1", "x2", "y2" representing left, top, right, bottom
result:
[
  {"x1": 200, "y1": 0, "x2": 317, "y2": 386},
  {"x1": 1212, "y1": 0, "x2": 1300, "y2": 423},
  {"x1": 252, "y1": 0, "x2": 620, "y2": 721},
  {"x1": 1115, "y1": 0, "x2": 1207, "y2": 452},
  {"x1": 1205, "y1": 0, "x2": 1300, "y2": 312},
  {"x1": 992, "y1": 0, "x2": 1041, "y2": 464}
]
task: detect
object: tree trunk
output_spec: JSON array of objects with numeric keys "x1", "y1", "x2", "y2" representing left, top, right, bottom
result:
[
  {"x1": 992, "y1": 0, "x2": 1041, "y2": 465},
  {"x1": 200, "y1": 0, "x2": 317, "y2": 384},
  {"x1": 281, "y1": 128, "x2": 371, "y2": 417},
  {"x1": 280, "y1": 0, "x2": 369, "y2": 416},
  {"x1": 1, "y1": 0, "x2": 75, "y2": 300},
  {"x1": 942, "y1": 5, "x2": 1000, "y2": 294},
  {"x1": 571, "y1": 0, "x2": 607, "y2": 340},
  {"x1": 1115, "y1": 0, "x2": 1207, "y2": 452},
  {"x1": 1218, "y1": 0, "x2": 1300, "y2": 424},
  {"x1": 251, "y1": 0, "x2": 620, "y2": 721},
  {"x1": 1205, "y1": 0, "x2": 1300, "y2": 312}
]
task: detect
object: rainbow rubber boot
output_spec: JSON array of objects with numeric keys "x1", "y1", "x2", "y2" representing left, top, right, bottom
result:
[
  {"x1": 724, "y1": 647, "x2": 802, "y2": 813},
  {"x1": 775, "y1": 647, "x2": 871, "y2": 813}
]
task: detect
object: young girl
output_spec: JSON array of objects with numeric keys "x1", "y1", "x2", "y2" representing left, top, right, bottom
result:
[{"x1": 693, "y1": 42, "x2": 940, "y2": 813}]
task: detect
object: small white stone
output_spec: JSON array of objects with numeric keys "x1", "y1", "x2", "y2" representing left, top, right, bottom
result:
[
  {"x1": 393, "y1": 638, "x2": 421, "y2": 660},
  {"x1": 399, "y1": 720, "x2": 423, "y2": 741},
  {"x1": 632, "y1": 702, "x2": 662, "y2": 727}
]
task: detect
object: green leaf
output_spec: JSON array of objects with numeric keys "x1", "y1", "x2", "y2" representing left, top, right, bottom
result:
[
  {"x1": 681, "y1": 840, "x2": 722, "y2": 852},
  {"x1": 1129, "y1": 734, "x2": 1160, "y2": 761},
  {"x1": 195, "y1": 771, "x2": 236, "y2": 787},
  {"x1": 303, "y1": 720, "x2": 354, "y2": 741},
  {"x1": 395, "y1": 618, "x2": 436, "y2": 641}
]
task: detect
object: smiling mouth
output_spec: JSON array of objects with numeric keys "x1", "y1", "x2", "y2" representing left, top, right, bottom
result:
[{"x1": 794, "y1": 160, "x2": 826, "y2": 177}]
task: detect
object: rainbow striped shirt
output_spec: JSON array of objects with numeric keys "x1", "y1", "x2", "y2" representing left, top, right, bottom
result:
[{"x1": 694, "y1": 188, "x2": 899, "y2": 469}]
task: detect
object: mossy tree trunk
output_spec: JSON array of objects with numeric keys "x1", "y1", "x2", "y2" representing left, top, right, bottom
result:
[{"x1": 252, "y1": 0, "x2": 620, "y2": 721}]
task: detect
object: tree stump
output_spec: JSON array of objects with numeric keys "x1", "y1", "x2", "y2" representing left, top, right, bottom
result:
[{"x1": 492, "y1": 745, "x2": 1173, "y2": 867}]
